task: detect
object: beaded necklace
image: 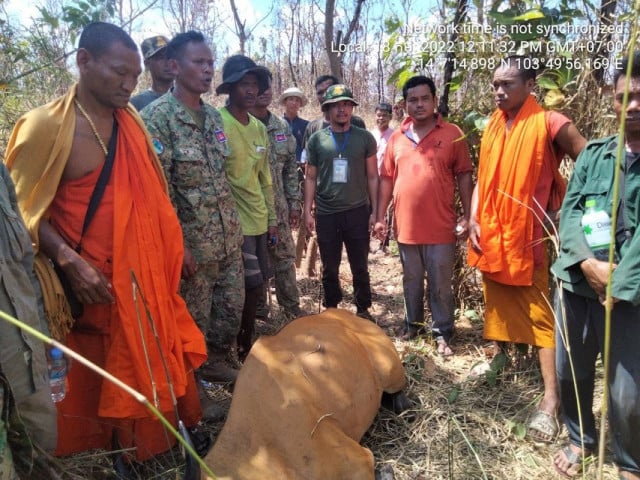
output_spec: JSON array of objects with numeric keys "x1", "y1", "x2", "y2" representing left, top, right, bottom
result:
[{"x1": 74, "y1": 98, "x2": 108, "y2": 156}]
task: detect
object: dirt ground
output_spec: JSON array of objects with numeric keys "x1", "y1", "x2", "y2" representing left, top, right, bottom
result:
[
  {"x1": 291, "y1": 239, "x2": 617, "y2": 480},
  {"x1": 57, "y1": 237, "x2": 618, "y2": 480}
]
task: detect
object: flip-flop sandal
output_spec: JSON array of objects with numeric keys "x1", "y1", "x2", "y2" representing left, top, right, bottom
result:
[
  {"x1": 527, "y1": 409, "x2": 559, "y2": 443},
  {"x1": 435, "y1": 336, "x2": 454, "y2": 356},
  {"x1": 554, "y1": 445, "x2": 590, "y2": 478},
  {"x1": 468, "y1": 360, "x2": 492, "y2": 379}
]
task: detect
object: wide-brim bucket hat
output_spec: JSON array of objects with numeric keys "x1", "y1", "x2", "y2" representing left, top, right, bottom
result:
[
  {"x1": 278, "y1": 87, "x2": 308, "y2": 107},
  {"x1": 216, "y1": 54, "x2": 270, "y2": 95}
]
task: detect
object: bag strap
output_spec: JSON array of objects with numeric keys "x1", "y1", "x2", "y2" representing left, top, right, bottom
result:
[{"x1": 76, "y1": 120, "x2": 118, "y2": 254}]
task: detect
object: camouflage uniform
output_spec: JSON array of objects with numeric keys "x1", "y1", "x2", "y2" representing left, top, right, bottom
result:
[
  {"x1": 142, "y1": 93, "x2": 245, "y2": 356},
  {"x1": 263, "y1": 112, "x2": 302, "y2": 314},
  {"x1": 0, "y1": 164, "x2": 57, "y2": 479}
]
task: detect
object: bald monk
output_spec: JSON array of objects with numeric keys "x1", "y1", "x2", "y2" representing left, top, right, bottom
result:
[
  {"x1": 205, "y1": 309, "x2": 407, "y2": 480},
  {"x1": 4, "y1": 22, "x2": 206, "y2": 464},
  {"x1": 468, "y1": 55, "x2": 585, "y2": 444}
]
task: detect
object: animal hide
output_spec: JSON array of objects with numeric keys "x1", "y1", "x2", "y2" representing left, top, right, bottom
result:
[{"x1": 204, "y1": 308, "x2": 406, "y2": 480}]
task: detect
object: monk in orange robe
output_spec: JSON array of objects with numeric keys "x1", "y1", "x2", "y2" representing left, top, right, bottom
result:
[
  {"x1": 4, "y1": 22, "x2": 206, "y2": 462},
  {"x1": 468, "y1": 56, "x2": 585, "y2": 444}
]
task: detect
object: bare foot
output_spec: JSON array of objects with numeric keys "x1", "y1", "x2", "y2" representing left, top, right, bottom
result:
[
  {"x1": 619, "y1": 470, "x2": 640, "y2": 480},
  {"x1": 436, "y1": 336, "x2": 453, "y2": 356},
  {"x1": 553, "y1": 444, "x2": 589, "y2": 478}
]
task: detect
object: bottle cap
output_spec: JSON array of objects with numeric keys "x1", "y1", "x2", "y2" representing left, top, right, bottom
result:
[
  {"x1": 50, "y1": 347, "x2": 63, "y2": 360},
  {"x1": 585, "y1": 199, "x2": 596, "y2": 208}
]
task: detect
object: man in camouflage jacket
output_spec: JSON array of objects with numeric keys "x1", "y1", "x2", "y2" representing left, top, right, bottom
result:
[
  {"x1": 142, "y1": 31, "x2": 244, "y2": 390},
  {"x1": 250, "y1": 74, "x2": 303, "y2": 319}
]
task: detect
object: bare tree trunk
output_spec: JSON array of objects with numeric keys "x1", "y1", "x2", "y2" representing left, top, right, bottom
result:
[
  {"x1": 438, "y1": 0, "x2": 467, "y2": 117},
  {"x1": 376, "y1": 32, "x2": 384, "y2": 101},
  {"x1": 323, "y1": 0, "x2": 365, "y2": 80},
  {"x1": 592, "y1": 0, "x2": 617, "y2": 86},
  {"x1": 287, "y1": 1, "x2": 299, "y2": 85},
  {"x1": 324, "y1": 0, "x2": 341, "y2": 78},
  {"x1": 230, "y1": 0, "x2": 248, "y2": 54}
]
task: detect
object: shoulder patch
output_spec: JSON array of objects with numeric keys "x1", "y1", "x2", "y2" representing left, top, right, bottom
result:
[
  {"x1": 214, "y1": 127, "x2": 227, "y2": 143},
  {"x1": 152, "y1": 138, "x2": 164, "y2": 154},
  {"x1": 274, "y1": 132, "x2": 287, "y2": 143}
]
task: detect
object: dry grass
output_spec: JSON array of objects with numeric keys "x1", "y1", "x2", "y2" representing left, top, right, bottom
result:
[{"x1": 55, "y1": 238, "x2": 619, "y2": 480}]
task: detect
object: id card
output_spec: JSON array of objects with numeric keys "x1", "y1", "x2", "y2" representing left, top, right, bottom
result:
[{"x1": 332, "y1": 157, "x2": 348, "y2": 183}]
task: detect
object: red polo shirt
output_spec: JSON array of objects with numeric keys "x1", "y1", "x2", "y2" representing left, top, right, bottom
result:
[{"x1": 380, "y1": 115, "x2": 473, "y2": 244}]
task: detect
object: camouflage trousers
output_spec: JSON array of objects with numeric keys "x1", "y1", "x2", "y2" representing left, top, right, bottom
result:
[
  {"x1": 268, "y1": 219, "x2": 300, "y2": 312},
  {"x1": 181, "y1": 251, "x2": 245, "y2": 355},
  {"x1": 0, "y1": 384, "x2": 17, "y2": 480}
]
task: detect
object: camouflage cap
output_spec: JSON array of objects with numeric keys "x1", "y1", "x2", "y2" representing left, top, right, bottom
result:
[
  {"x1": 321, "y1": 84, "x2": 359, "y2": 107},
  {"x1": 141, "y1": 35, "x2": 169, "y2": 60}
]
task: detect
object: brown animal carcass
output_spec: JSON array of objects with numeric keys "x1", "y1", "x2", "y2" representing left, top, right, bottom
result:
[{"x1": 204, "y1": 308, "x2": 407, "y2": 480}]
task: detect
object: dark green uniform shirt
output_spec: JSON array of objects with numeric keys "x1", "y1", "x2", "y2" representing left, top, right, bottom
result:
[
  {"x1": 553, "y1": 135, "x2": 640, "y2": 304},
  {"x1": 306, "y1": 125, "x2": 376, "y2": 215}
]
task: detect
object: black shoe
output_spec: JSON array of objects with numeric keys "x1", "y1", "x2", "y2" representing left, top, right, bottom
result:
[
  {"x1": 398, "y1": 327, "x2": 425, "y2": 341},
  {"x1": 112, "y1": 453, "x2": 137, "y2": 480},
  {"x1": 186, "y1": 423, "x2": 213, "y2": 457},
  {"x1": 356, "y1": 309, "x2": 374, "y2": 321}
]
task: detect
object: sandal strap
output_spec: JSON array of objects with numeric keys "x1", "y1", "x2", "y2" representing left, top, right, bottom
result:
[
  {"x1": 562, "y1": 445, "x2": 584, "y2": 465},
  {"x1": 527, "y1": 410, "x2": 559, "y2": 442}
]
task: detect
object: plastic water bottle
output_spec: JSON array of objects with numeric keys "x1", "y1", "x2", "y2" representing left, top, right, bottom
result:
[
  {"x1": 49, "y1": 347, "x2": 67, "y2": 403},
  {"x1": 581, "y1": 199, "x2": 612, "y2": 261}
]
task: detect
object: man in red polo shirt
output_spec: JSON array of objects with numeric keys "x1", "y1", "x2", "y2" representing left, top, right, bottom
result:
[{"x1": 374, "y1": 75, "x2": 473, "y2": 355}]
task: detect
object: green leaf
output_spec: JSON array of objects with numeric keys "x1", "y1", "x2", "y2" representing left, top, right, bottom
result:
[
  {"x1": 485, "y1": 370, "x2": 498, "y2": 387},
  {"x1": 395, "y1": 69, "x2": 414, "y2": 89},
  {"x1": 511, "y1": 422, "x2": 527, "y2": 439},
  {"x1": 447, "y1": 386, "x2": 460, "y2": 404},
  {"x1": 473, "y1": 116, "x2": 490, "y2": 132},
  {"x1": 384, "y1": 15, "x2": 402, "y2": 34},
  {"x1": 544, "y1": 89, "x2": 566, "y2": 108},
  {"x1": 490, "y1": 352, "x2": 508, "y2": 372},
  {"x1": 512, "y1": 9, "x2": 545, "y2": 21},
  {"x1": 37, "y1": 7, "x2": 60, "y2": 28},
  {"x1": 537, "y1": 76, "x2": 559, "y2": 90},
  {"x1": 463, "y1": 309, "x2": 480, "y2": 322}
]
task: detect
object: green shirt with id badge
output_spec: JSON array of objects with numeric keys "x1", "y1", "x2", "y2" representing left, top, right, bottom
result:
[{"x1": 307, "y1": 126, "x2": 377, "y2": 215}]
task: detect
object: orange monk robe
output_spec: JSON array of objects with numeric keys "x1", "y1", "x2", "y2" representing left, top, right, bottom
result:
[
  {"x1": 4, "y1": 85, "x2": 207, "y2": 460},
  {"x1": 468, "y1": 95, "x2": 568, "y2": 348}
]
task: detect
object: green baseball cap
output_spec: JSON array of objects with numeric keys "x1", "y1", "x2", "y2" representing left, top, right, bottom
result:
[{"x1": 321, "y1": 84, "x2": 359, "y2": 107}]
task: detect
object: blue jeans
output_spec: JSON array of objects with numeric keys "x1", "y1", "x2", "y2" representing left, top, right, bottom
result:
[
  {"x1": 556, "y1": 289, "x2": 640, "y2": 473},
  {"x1": 398, "y1": 243, "x2": 455, "y2": 339},
  {"x1": 315, "y1": 205, "x2": 371, "y2": 311}
]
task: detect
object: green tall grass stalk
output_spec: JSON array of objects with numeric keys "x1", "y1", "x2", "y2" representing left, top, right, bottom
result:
[
  {"x1": 597, "y1": 26, "x2": 640, "y2": 480},
  {"x1": 0, "y1": 309, "x2": 218, "y2": 479}
]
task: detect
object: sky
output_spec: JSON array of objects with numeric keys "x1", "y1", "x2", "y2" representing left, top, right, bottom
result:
[
  {"x1": 3, "y1": 0, "x2": 260, "y2": 48},
  {"x1": 4, "y1": 0, "x2": 436, "y2": 53}
]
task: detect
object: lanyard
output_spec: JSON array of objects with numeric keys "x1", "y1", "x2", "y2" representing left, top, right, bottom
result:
[{"x1": 329, "y1": 127, "x2": 351, "y2": 158}]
